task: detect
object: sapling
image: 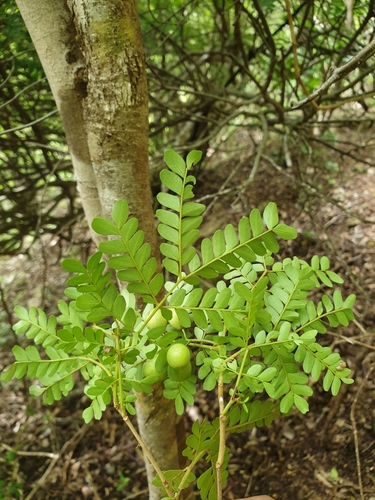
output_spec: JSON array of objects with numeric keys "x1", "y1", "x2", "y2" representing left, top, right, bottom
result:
[{"x1": 1, "y1": 149, "x2": 355, "y2": 500}]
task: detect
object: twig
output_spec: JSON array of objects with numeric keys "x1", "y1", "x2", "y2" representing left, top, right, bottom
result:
[
  {"x1": 262, "y1": 153, "x2": 375, "y2": 224},
  {"x1": 285, "y1": 0, "x2": 375, "y2": 111},
  {"x1": 24, "y1": 454, "x2": 59, "y2": 500},
  {"x1": 84, "y1": 466, "x2": 102, "y2": 500},
  {"x1": 0, "y1": 61, "x2": 15, "y2": 88},
  {"x1": 309, "y1": 135, "x2": 375, "y2": 168},
  {"x1": 24, "y1": 141, "x2": 68, "y2": 153},
  {"x1": 124, "y1": 489, "x2": 150, "y2": 499},
  {"x1": 60, "y1": 423, "x2": 92, "y2": 483},
  {"x1": 1, "y1": 444, "x2": 58, "y2": 459},
  {"x1": 0, "y1": 77, "x2": 47, "y2": 110},
  {"x1": 3, "y1": 423, "x2": 92, "y2": 499},
  {"x1": 291, "y1": 38, "x2": 375, "y2": 109},
  {"x1": 115, "y1": 404, "x2": 174, "y2": 499},
  {"x1": 0, "y1": 109, "x2": 59, "y2": 136},
  {"x1": 248, "y1": 113, "x2": 268, "y2": 182},
  {"x1": 196, "y1": 187, "x2": 234, "y2": 203},
  {"x1": 353, "y1": 318, "x2": 375, "y2": 337},
  {"x1": 327, "y1": 331, "x2": 375, "y2": 351},
  {"x1": 350, "y1": 362, "x2": 375, "y2": 500},
  {"x1": 204, "y1": 157, "x2": 248, "y2": 215},
  {"x1": 285, "y1": 0, "x2": 314, "y2": 106}
]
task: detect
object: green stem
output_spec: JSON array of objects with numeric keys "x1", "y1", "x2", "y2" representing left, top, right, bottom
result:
[
  {"x1": 73, "y1": 356, "x2": 112, "y2": 377},
  {"x1": 176, "y1": 450, "x2": 207, "y2": 498},
  {"x1": 216, "y1": 371, "x2": 226, "y2": 500},
  {"x1": 115, "y1": 404, "x2": 174, "y2": 498},
  {"x1": 114, "y1": 325, "x2": 124, "y2": 413},
  {"x1": 223, "y1": 348, "x2": 249, "y2": 416}
]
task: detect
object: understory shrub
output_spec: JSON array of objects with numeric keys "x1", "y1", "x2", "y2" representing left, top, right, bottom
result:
[{"x1": 1, "y1": 150, "x2": 354, "y2": 499}]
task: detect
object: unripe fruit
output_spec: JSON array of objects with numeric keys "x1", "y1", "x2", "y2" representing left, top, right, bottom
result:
[
  {"x1": 168, "y1": 362, "x2": 192, "y2": 382},
  {"x1": 169, "y1": 309, "x2": 182, "y2": 330},
  {"x1": 143, "y1": 357, "x2": 167, "y2": 381},
  {"x1": 147, "y1": 309, "x2": 167, "y2": 330},
  {"x1": 166, "y1": 343, "x2": 191, "y2": 369}
]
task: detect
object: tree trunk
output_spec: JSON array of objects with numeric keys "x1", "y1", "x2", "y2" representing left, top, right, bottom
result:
[
  {"x1": 15, "y1": 1, "x2": 185, "y2": 498},
  {"x1": 14, "y1": 0, "x2": 102, "y2": 245}
]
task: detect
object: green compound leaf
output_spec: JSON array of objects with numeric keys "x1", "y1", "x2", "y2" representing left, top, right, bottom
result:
[
  {"x1": 157, "y1": 151, "x2": 205, "y2": 278},
  {"x1": 12, "y1": 307, "x2": 58, "y2": 348},
  {"x1": 182, "y1": 419, "x2": 228, "y2": 499},
  {"x1": 227, "y1": 399, "x2": 280, "y2": 433},
  {"x1": 184, "y1": 203, "x2": 298, "y2": 282},
  {"x1": 94, "y1": 209, "x2": 165, "y2": 304}
]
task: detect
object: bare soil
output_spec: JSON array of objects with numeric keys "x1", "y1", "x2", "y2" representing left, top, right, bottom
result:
[{"x1": 1, "y1": 131, "x2": 375, "y2": 500}]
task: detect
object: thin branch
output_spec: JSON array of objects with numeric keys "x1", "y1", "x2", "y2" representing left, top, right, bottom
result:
[
  {"x1": 0, "y1": 109, "x2": 59, "y2": 136},
  {"x1": 309, "y1": 135, "x2": 375, "y2": 168},
  {"x1": 24, "y1": 141, "x2": 69, "y2": 153},
  {"x1": 0, "y1": 77, "x2": 47, "y2": 110},
  {"x1": 252, "y1": 0, "x2": 276, "y2": 55},
  {"x1": 291, "y1": 38, "x2": 375, "y2": 109},
  {"x1": 24, "y1": 454, "x2": 60, "y2": 500},
  {"x1": 261, "y1": 153, "x2": 375, "y2": 225},
  {"x1": 216, "y1": 371, "x2": 225, "y2": 500},
  {"x1": 204, "y1": 156, "x2": 247, "y2": 214},
  {"x1": 321, "y1": 62, "x2": 375, "y2": 101},
  {"x1": 335, "y1": 0, "x2": 375, "y2": 66},
  {"x1": 116, "y1": 405, "x2": 174, "y2": 499},
  {"x1": 1, "y1": 444, "x2": 59, "y2": 459},
  {"x1": 0, "y1": 61, "x2": 15, "y2": 89},
  {"x1": 327, "y1": 331, "x2": 375, "y2": 351}
]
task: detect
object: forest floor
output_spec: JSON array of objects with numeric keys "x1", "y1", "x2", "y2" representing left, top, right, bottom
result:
[{"x1": 1, "y1": 128, "x2": 375, "y2": 500}]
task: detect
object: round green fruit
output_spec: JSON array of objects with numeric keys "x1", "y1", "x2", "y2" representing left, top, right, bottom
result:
[
  {"x1": 169, "y1": 309, "x2": 182, "y2": 330},
  {"x1": 147, "y1": 309, "x2": 167, "y2": 330},
  {"x1": 143, "y1": 357, "x2": 167, "y2": 381},
  {"x1": 166, "y1": 343, "x2": 191, "y2": 369},
  {"x1": 168, "y1": 362, "x2": 192, "y2": 382}
]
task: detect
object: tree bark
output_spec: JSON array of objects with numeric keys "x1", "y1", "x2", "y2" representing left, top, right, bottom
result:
[
  {"x1": 15, "y1": 0, "x2": 102, "y2": 245},
  {"x1": 15, "y1": 1, "x2": 185, "y2": 498},
  {"x1": 70, "y1": 0, "x2": 158, "y2": 251}
]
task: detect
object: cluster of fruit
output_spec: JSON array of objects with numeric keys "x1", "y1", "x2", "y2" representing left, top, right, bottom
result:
[{"x1": 143, "y1": 309, "x2": 192, "y2": 382}]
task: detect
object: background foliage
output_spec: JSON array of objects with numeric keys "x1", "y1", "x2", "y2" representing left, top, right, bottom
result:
[
  {"x1": 0, "y1": 1, "x2": 76, "y2": 254},
  {"x1": 1, "y1": 0, "x2": 375, "y2": 253}
]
